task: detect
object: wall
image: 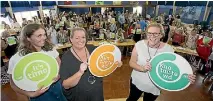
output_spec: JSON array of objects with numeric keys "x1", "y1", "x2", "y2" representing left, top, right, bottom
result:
[
  {"x1": 176, "y1": 6, "x2": 205, "y2": 24},
  {"x1": 207, "y1": 8, "x2": 213, "y2": 24},
  {"x1": 158, "y1": 5, "x2": 173, "y2": 16}
]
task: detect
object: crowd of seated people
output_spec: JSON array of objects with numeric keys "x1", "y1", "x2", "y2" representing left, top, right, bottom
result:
[{"x1": 1, "y1": 10, "x2": 213, "y2": 75}]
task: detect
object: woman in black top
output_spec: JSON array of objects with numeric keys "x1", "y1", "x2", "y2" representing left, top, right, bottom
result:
[
  {"x1": 162, "y1": 23, "x2": 170, "y2": 43},
  {"x1": 59, "y1": 28, "x2": 122, "y2": 101},
  {"x1": 1, "y1": 30, "x2": 18, "y2": 59}
]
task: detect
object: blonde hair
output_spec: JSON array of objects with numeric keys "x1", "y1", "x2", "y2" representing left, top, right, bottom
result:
[
  {"x1": 145, "y1": 23, "x2": 165, "y2": 36},
  {"x1": 70, "y1": 27, "x2": 88, "y2": 43},
  {"x1": 70, "y1": 27, "x2": 87, "y2": 38}
]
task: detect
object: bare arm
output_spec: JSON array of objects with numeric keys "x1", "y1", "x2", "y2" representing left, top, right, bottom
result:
[
  {"x1": 185, "y1": 35, "x2": 189, "y2": 44},
  {"x1": 56, "y1": 56, "x2": 61, "y2": 66},
  {"x1": 62, "y1": 71, "x2": 84, "y2": 89},
  {"x1": 129, "y1": 46, "x2": 145, "y2": 72},
  {"x1": 9, "y1": 75, "x2": 48, "y2": 98},
  {"x1": 10, "y1": 75, "x2": 31, "y2": 97},
  {"x1": 1, "y1": 40, "x2": 8, "y2": 50},
  {"x1": 167, "y1": 30, "x2": 173, "y2": 43}
]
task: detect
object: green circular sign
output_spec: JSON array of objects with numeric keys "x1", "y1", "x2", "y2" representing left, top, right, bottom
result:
[
  {"x1": 12, "y1": 52, "x2": 58, "y2": 91},
  {"x1": 149, "y1": 52, "x2": 193, "y2": 91},
  {"x1": 7, "y1": 36, "x2": 16, "y2": 46}
]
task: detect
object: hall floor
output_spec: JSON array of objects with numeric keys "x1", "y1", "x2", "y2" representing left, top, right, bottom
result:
[{"x1": 1, "y1": 56, "x2": 213, "y2": 101}]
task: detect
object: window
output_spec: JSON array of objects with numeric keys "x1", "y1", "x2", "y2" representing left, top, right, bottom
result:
[
  {"x1": 43, "y1": 9, "x2": 50, "y2": 17},
  {"x1": 133, "y1": 6, "x2": 142, "y2": 16},
  {"x1": 14, "y1": 12, "x2": 22, "y2": 26},
  {"x1": 14, "y1": 10, "x2": 38, "y2": 26},
  {"x1": 30, "y1": 11, "x2": 38, "y2": 18},
  {"x1": 21, "y1": 11, "x2": 32, "y2": 20}
]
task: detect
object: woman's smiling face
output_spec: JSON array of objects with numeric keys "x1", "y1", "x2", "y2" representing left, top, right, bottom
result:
[{"x1": 146, "y1": 26, "x2": 163, "y2": 46}]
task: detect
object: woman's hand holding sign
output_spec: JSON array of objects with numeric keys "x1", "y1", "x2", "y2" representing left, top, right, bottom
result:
[
  {"x1": 115, "y1": 61, "x2": 123, "y2": 67},
  {"x1": 79, "y1": 62, "x2": 88, "y2": 75},
  {"x1": 52, "y1": 75, "x2": 60, "y2": 83},
  {"x1": 28, "y1": 86, "x2": 49, "y2": 97},
  {"x1": 188, "y1": 74, "x2": 196, "y2": 84},
  {"x1": 142, "y1": 59, "x2": 152, "y2": 72}
]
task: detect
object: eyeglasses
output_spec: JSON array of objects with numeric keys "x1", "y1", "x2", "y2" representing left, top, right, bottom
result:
[{"x1": 146, "y1": 32, "x2": 161, "y2": 37}]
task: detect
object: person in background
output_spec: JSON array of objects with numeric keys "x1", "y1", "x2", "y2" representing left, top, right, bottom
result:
[
  {"x1": 46, "y1": 25, "x2": 51, "y2": 37},
  {"x1": 87, "y1": 25, "x2": 94, "y2": 40},
  {"x1": 169, "y1": 15, "x2": 174, "y2": 26},
  {"x1": 139, "y1": 18, "x2": 147, "y2": 32},
  {"x1": 1, "y1": 29, "x2": 18, "y2": 59},
  {"x1": 45, "y1": 14, "x2": 50, "y2": 25},
  {"x1": 107, "y1": 29, "x2": 115, "y2": 40},
  {"x1": 22, "y1": 18, "x2": 28, "y2": 27},
  {"x1": 11, "y1": 19, "x2": 21, "y2": 29},
  {"x1": 7, "y1": 24, "x2": 67, "y2": 101},
  {"x1": 109, "y1": 20, "x2": 117, "y2": 33},
  {"x1": 28, "y1": 20, "x2": 34, "y2": 24},
  {"x1": 171, "y1": 28, "x2": 186, "y2": 46},
  {"x1": 62, "y1": 13, "x2": 67, "y2": 22},
  {"x1": 35, "y1": 16, "x2": 41, "y2": 24},
  {"x1": 1, "y1": 34, "x2": 8, "y2": 67},
  {"x1": 57, "y1": 26, "x2": 68, "y2": 44},
  {"x1": 55, "y1": 19, "x2": 61, "y2": 31},
  {"x1": 73, "y1": 19, "x2": 79, "y2": 28},
  {"x1": 99, "y1": 28, "x2": 106, "y2": 40},
  {"x1": 50, "y1": 26, "x2": 58, "y2": 45},
  {"x1": 116, "y1": 28, "x2": 125, "y2": 41},
  {"x1": 196, "y1": 31, "x2": 213, "y2": 75},
  {"x1": 128, "y1": 12, "x2": 133, "y2": 24},
  {"x1": 118, "y1": 13, "x2": 125, "y2": 29},
  {"x1": 132, "y1": 24, "x2": 142, "y2": 42},
  {"x1": 157, "y1": 14, "x2": 164, "y2": 24},
  {"x1": 59, "y1": 27, "x2": 122, "y2": 101},
  {"x1": 185, "y1": 29, "x2": 199, "y2": 49},
  {"x1": 94, "y1": 19, "x2": 100, "y2": 38},
  {"x1": 126, "y1": 23, "x2": 196, "y2": 101},
  {"x1": 162, "y1": 23, "x2": 170, "y2": 43},
  {"x1": 127, "y1": 22, "x2": 135, "y2": 38},
  {"x1": 69, "y1": 18, "x2": 75, "y2": 29}
]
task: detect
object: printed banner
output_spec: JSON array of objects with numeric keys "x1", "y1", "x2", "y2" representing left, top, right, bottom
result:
[
  {"x1": 149, "y1": 52, "x2": 193, "y2": 91},
  {"x1": 12, "y1": 52, "x2": 59, "y2": 91},
  {"x1": 95, "y1": 1, "x2": 104, "y2": 5},
  {"x1": 113, "y1": 1, "x2": 122, "y2": 5},
  {"x1": 88, "y1": 44, "x2": 121, "y2": 77},
  {"x1": 129, "y1": 1, "x2": 139, "y2": 5},
  {"x1": 77, "y1": 1, "x2": 86, "y2": 5}
]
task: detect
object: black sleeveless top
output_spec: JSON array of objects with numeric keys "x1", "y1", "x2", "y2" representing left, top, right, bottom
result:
[{"x1": 59, "y1": 45, "x2": 103, "y2": 101}]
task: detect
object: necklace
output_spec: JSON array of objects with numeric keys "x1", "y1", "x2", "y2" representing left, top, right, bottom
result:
[
  {"x1": 72, "y1": 47, "x2": 96, "y2": 84},
  {"x1": 147, "y1": 41, "x2": 161, "y2": 61}
]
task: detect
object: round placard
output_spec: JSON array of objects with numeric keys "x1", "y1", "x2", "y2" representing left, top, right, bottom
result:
[
  {"x1": 12, "y1": 52, "x2": 59, "y2": 91},
  {"x1": 7, "y1": 36, "x2": 16, "y2": 46},
  {"x1": 88, "y1": 44, "x2": 121, "y2": 77},
  {"x1": 149, "y1": 52, "x2": 193, "y2": 91}
]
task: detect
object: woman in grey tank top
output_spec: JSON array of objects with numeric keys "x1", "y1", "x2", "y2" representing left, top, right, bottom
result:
[{"x1": 126, "y1": 23, "x2": 196, "y2": 101}]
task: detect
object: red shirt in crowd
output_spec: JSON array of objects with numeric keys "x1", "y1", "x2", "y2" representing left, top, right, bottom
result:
[
  {"x1": 196, "y1": 38, "x2": 213, "y2": 61},
  {"x1": 172, "y1": 32, "x2": 185, "y2": 44}
]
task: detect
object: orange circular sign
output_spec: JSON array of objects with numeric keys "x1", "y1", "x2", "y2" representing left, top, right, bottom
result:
[{"x1": 88, "y1": 44, "x2": 121, "y2": 77}]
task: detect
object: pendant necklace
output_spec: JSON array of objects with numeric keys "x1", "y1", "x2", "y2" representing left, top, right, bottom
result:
[
  {"x1": 147, "y1": 41, "x2": 161, "y2": 61},
  {"x1": 72, "y1": 47, "x2": 96, "y2": 84}
]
